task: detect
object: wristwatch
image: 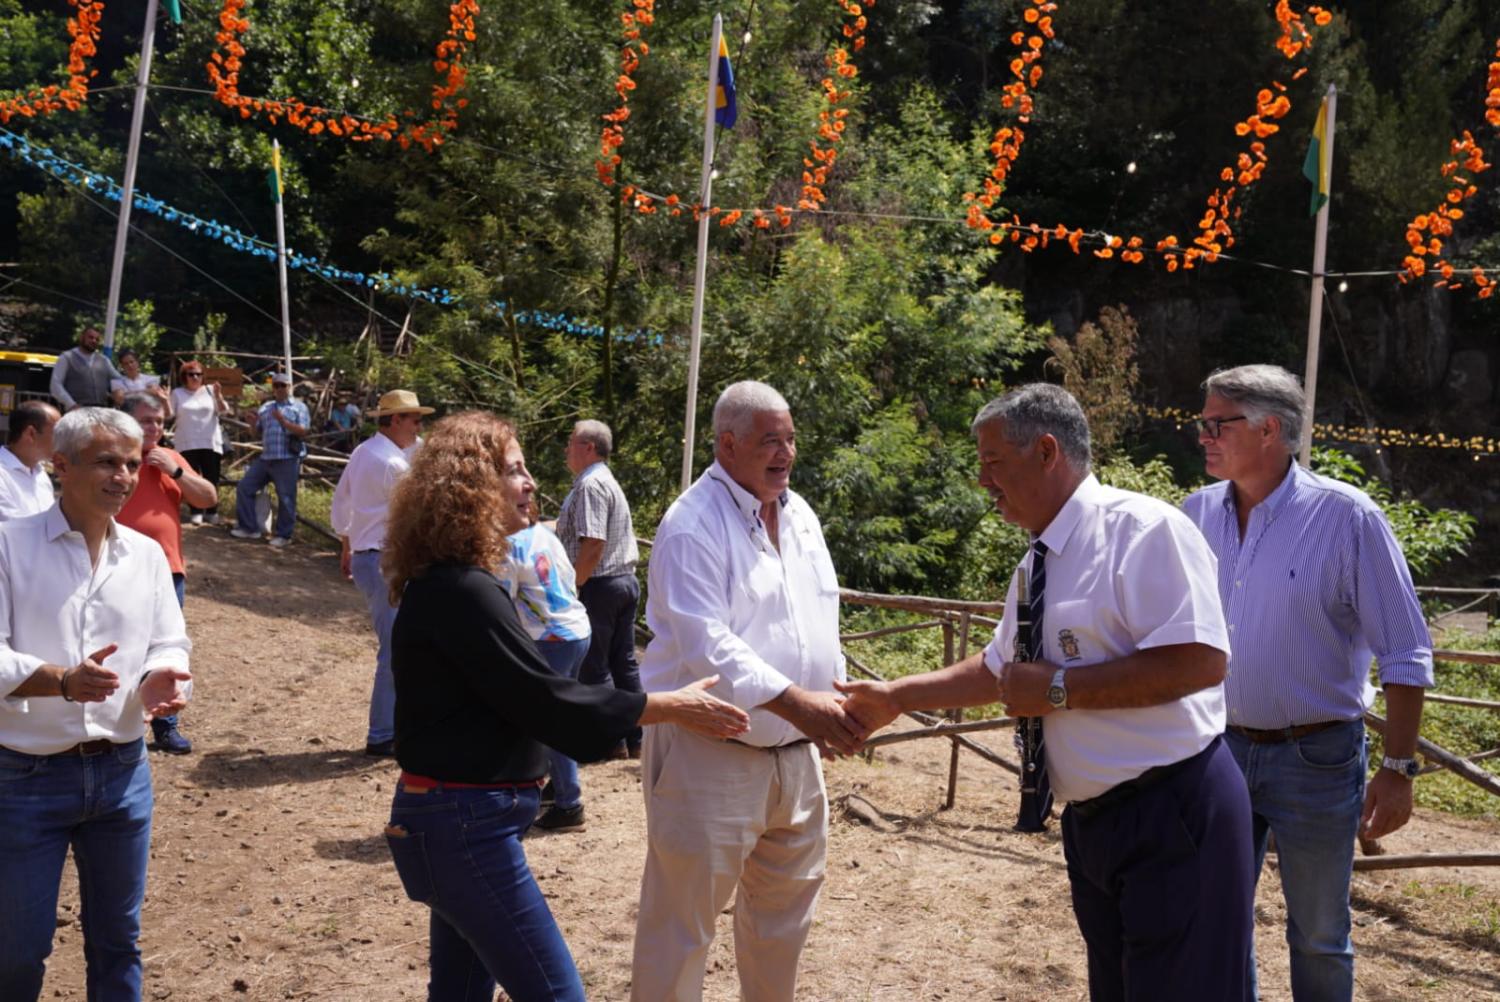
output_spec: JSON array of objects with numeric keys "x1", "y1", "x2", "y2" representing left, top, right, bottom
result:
[
  {"x1": 170, "y1": 465, "x2": 185, "y2": 480},
  {"x1": 1381, "y1": 755, "x2": 1419, "y2": 779},
  {"x1": 1046, "y1": 668, "x2": 1068, "y2": 710}
]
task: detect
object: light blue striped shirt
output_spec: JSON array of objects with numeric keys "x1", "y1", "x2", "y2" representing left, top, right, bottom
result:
[{"x1": 1182, "y1": 462, "x2": 1433, "y2": 729}]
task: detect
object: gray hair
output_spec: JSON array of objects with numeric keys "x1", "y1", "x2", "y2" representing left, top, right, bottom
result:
[
  {"x1": 712, "y1": 381, "x2": 790, "y2": 439},
  {"x1": 572, "y1": 419, "x2": 613, "y2": 459},
  {"x1": 1203, "y1": 364, "x2": 1304, "y2": 451},
  {"x1": 970, "y1": 383, "x2": 1092, "y2": 471},
  {"x1": 123, "y1": 391, "x2": 165, "y2": 417},
  {"x1": 53, "y1": 407, "x2": 143, "y2": 462}
]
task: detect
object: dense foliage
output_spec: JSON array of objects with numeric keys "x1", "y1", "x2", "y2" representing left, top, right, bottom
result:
[{"x1": 2, "y1": 0, "x2": 1492, "y2": 593}]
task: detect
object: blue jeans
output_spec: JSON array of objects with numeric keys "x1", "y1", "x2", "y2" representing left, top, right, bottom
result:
[
  {"x1": 578, "y1": 573, "x2": 642, "y2": 747},
  {"x1": 535, "y1": 637, "x2": 591, "y2": 810},
  {"x1": 351, "y1": 550, "x2": 397, "y2": 745},
  {"x1": 1227, "y1": 720, "x2": 1367, "y2": 1002},
  {"x1": 385, "y1": 784, "x2": 585, "y2": 1002},
  {"x1": 0, "y1": 739, "x2": 154, "y2": 1001},
  {"x1": 234, "y1": 456, "x2": 300, "y2": 539}
]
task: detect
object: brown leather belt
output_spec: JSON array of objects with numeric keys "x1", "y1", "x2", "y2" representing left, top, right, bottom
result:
[{"x1": 1228, "y1": 720, "x2": 1343, "y2": 745}]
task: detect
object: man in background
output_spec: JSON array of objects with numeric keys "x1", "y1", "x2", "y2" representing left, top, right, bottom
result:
[
  {"x1": 49, "y1": 325, "x2": 124, "y2": 411},
  {"x1": 557, "y1": 418, "x2": 644, "y2": 757},
  {"x1": 231, "y1": 372, "x2": 309, "y2": 548},
  {"x1": 0, "y1": 400, "x2": 59, "y2": 521},
  {"x1": 331, "y1": 389, "x2": 431, "y2": 757}
]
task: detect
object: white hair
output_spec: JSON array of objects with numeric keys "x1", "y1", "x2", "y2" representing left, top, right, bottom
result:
[
  {"x1": 572, "y1": 419, "x2": 613, "y2": 459},
  {"x1": 123, "y1": 391, "x2": 165, "y2": 416},
  {"x1": 971, "y1": 383, "x2": 1092, "y2": 471},
  {"x1": 1203, "y1": 364, "x2": 1305, "y2": 451},
  {"x1": 712, "y1": 381, "x2": 790, "y2": 439},
  {"x1": 53, "y1": 407, "x2": 143, "y2": 462}
]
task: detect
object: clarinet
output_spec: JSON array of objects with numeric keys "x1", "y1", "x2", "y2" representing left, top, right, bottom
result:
[{"x1": 1013, "y1": 563, "x2": 1049, "y2": 832}]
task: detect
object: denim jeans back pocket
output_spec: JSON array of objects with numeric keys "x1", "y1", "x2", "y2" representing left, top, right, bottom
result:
[
  {"x1": 385, "y1": 824, "x2": 436, "y2": 903},
  {"x1": 1293, "y1": 722, "x2": 1363, "y2": 771}
]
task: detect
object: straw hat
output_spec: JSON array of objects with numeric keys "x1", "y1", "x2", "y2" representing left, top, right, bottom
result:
[{"x1": 368, "y1": 389, "x2": 435, "y2": 417}]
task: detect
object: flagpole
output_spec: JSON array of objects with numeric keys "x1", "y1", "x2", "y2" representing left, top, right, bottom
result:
[
  {"x1": 102, "y1": 0, "x2": 162, "y2": 357},
  {"x1": 680, "y1": 13, "x2": 723, "y2": 493},
  {"x1": 1299, "y1": 83, "x2": 1337, "y2": 466},
  {"x1": 273, "y1": 139, "x2": 294, "y2": 382}
]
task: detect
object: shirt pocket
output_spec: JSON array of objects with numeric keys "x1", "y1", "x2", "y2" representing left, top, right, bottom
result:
[{"x1": 1040, "y1": 598, "x2": 1102, "y2": 666}]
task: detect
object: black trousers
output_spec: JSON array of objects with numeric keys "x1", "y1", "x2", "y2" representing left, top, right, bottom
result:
[
  {"x1": 578, "y1": 573, "x2": 643, "y2": 747},
  {"x1": 179, "y1": 448, "x2": 222, "y2": 515},
  {"x1": 1061, "y1": 736, "x2": 1255, "y2": 1002}
]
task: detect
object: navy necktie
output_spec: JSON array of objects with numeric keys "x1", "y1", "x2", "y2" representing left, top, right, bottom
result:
[{"x1": 1015, "y1": 539, "x2": 1054, "y2": 832}]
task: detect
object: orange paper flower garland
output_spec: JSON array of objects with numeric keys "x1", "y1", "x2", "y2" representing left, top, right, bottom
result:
[
  {"x1": 1395, "y1": 40, "x2": 1500, "y2": 300},
  {"x1": 206, "y1": 0, "x2": 479, "y2": 151},
  {"x1": 599, "y1": 0, "x2": 871, "y2": 231},
  {"x1": 0, "y1": 0, "x2": 103, "y2": 126},
  {"x1": 964, "y1": 0, "x2": 1331, "y2": 272}
]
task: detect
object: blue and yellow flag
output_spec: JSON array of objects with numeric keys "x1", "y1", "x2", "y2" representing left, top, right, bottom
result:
[
  {"x1": 714, "y1": 33, "x2": 737, "y2": 129},
  {"x1": 1302, "y1": 97, "x2": 1329, "y2": 216},
  {"x1": 268, "y1": 143, "x2": 283, "y2": 204}
]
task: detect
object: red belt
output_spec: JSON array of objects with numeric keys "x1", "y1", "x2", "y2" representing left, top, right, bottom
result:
[{"x1": 398, "y1": 770, "x2": 546, "y2": 793}]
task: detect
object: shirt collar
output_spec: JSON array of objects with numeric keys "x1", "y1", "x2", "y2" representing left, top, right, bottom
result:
[
  {"x1": 572, "y1": 460, "x2": 606, "y2": 487},
  {"x1": 705, "y1": 460, "x2": 788, "y2": 521},
  {"x1": 0, "y1": 445, "x2": 34, "y2": 474},
  {"x1": 1036, "y1": 473, "x2": 1103, "y2": 557},
  {"x1": 1218, "y1": 458, "x2": 1300, "y2": 523},
  {"x1": 42, "y1": 500, "x2": 120, "y2": 546}
]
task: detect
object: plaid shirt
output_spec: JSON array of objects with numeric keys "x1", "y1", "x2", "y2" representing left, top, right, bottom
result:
[
  {"x1": 257, "y1": 399, "x2": 310, "y2": 460},
  {"x1": 557, "y1": 462, "x2": 638, "y2": 578}
]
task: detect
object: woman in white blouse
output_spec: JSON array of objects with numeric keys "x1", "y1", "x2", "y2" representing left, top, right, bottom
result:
[{"x1": 168, "y1": 360, "x2": 231, "y2": 524}]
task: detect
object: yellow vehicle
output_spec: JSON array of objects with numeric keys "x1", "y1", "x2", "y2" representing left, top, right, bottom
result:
[{"x1": 0, "y1": 348, "x2": 59, "y2": 435}]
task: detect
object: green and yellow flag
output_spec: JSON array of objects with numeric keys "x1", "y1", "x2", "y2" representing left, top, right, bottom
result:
[
  {"x1": 1302, "y1": 97, "x2": 1330, "y2": 216},
  {"x1": 268, "y1": 142, "x2": 283, "y2": 204}
]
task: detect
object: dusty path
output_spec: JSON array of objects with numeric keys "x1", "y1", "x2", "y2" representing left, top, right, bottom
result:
[{"x1": 41, "y1": 528, "x2": 1500, "y2": 1000}]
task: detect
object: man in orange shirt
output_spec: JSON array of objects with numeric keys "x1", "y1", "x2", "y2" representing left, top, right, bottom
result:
[{"x1": 118, "y1": 392, "x2": 218, "y2": 754}]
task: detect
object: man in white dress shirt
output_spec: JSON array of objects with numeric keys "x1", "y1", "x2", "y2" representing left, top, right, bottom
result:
[
  {"x1": 631, "y1": 381, "x2": 861, "y2": 1002},
  {"x1": 839, "y1": 384, "x2": 1254, "y2": 1002},
  {"x1": 0, "y1": 400, "x2": 60, "y2": 521},
  {"x1": 330, "y1": 389, "x2": 431, "y2": 757},
  {"x1": 0, "y1": 407, "x2": 193, "y2": 1000}
]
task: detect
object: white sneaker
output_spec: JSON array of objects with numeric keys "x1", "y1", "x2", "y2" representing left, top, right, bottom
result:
[
  {"x1": 189, "y1": 514, "x2": 204, "y2": 525},
  {"x1": 268, "y1": 536, "x2": 292, "y2": 549},
  {"x1": 230, "y1": 528, "x2": 260, "y2": 540},
  {"x1": 207, "y1": 512, "x2": 221, "y2": 526}
]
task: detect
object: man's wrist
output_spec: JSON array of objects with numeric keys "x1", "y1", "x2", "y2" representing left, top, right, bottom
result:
[
  {"x1": 59, "y1": 666, "x2": 76, "y2": 701},
  {"x1": 1380, "y1": 754, "x2": 1419, "y2": 779}
]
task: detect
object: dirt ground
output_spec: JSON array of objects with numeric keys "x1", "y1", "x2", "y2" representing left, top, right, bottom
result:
[{"x1": 42, "y1": 528, "x2": 1500, "y2": 1001}]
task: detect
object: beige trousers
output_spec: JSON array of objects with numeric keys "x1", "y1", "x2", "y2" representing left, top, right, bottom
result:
[{"x1": 630, "y1": 724, "x2": 828, "y2": 1002}]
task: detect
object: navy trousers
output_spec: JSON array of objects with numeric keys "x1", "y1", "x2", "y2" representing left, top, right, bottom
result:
[
  {"x1": 578, "y1": 573, "x2": 643, "y2": 747},
  {"x1": 1061, "y1": 736, "x2": 1255, "y2": 1002}
]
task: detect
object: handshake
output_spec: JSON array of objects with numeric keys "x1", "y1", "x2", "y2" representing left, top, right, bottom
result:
[{"x1": 766, "y1": 680, "x2": 904, "y2": 758}]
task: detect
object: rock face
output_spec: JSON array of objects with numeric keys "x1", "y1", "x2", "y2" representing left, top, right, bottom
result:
[{"x1": 1445, "y1": 349, "x2": 1493, "y2": 406}]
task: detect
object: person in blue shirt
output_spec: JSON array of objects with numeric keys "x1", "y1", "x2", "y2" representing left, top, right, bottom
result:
[
  {"x1": 497, "y1": 515, "x2": 594, "y2": 832},
  {"x1": 231, "y1": 372, "x2": 310, "y2": 548},
  {"x1": 1183, "y1": 364, "x2": 1432, "y2": 1002}
]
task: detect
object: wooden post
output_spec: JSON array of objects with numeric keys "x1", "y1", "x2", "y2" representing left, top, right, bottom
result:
[{"x1": 943, "y1": 613, "x2": 972, "y2": 810}]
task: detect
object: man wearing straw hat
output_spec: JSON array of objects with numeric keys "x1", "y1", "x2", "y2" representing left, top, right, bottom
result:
[{"x1": 331, "y1": 389, "x2": 432, "y2": 757}]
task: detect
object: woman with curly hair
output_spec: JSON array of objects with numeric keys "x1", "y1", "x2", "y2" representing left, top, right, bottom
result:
[{"x1": 380, "y1": 411, "x2": 748, "y2": 1002}]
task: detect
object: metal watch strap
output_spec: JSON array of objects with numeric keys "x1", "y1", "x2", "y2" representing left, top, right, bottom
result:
[{"x1": 1381, "y1": 755, "x2": 1418, "y2": 779}]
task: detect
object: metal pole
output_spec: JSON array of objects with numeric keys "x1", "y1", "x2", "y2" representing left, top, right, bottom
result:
[
  {"x1": 680, "y1": 14, "x2": 723, "y2": 493},
  {"x1": 1299, "y1": 83, "x2": 1337, "y2": 466},
  {"x1": 102, "y1": 0, "x2": 162, "y2": 355},
  {"x1": 273, "y1": 140, "x2": 293, "y2": 381}
]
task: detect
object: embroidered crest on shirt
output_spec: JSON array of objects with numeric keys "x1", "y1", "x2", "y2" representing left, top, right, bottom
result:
[{"x1": 1057, "y1": 628, "x2": 1083, "y2": 663}]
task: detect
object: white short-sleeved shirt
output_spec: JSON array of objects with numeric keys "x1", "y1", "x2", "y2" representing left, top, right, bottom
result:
[
  {"x1": 170, "y1": 385, "x2": 224, "y2": 453},
  {"x1": 110, "y1": 373, "x2": 160, "y2": 397},
  {"x1": 982, "y1": 475, "x2": 1230, "y2": 803},
  {"x1": 0, "y1": 446, "x2": 54, "y2": 521}
]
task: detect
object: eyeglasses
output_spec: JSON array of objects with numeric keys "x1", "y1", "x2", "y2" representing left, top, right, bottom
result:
[
  {"x1": 1194, "y1": 415, "x2": 1248, "y2": 439},
  {"x1": 182, "y1": 371, "x2": 203, "y2": 378}
]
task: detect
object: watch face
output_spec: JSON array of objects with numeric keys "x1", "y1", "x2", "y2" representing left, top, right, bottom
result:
[{"x1": 1047, "y1": 685, "x2": 1066, "y2": 707}]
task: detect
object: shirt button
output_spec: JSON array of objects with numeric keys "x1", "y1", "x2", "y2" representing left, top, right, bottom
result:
[{"x1": 1235, "y1": 580, "x2": 1242, "y2": 588}]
